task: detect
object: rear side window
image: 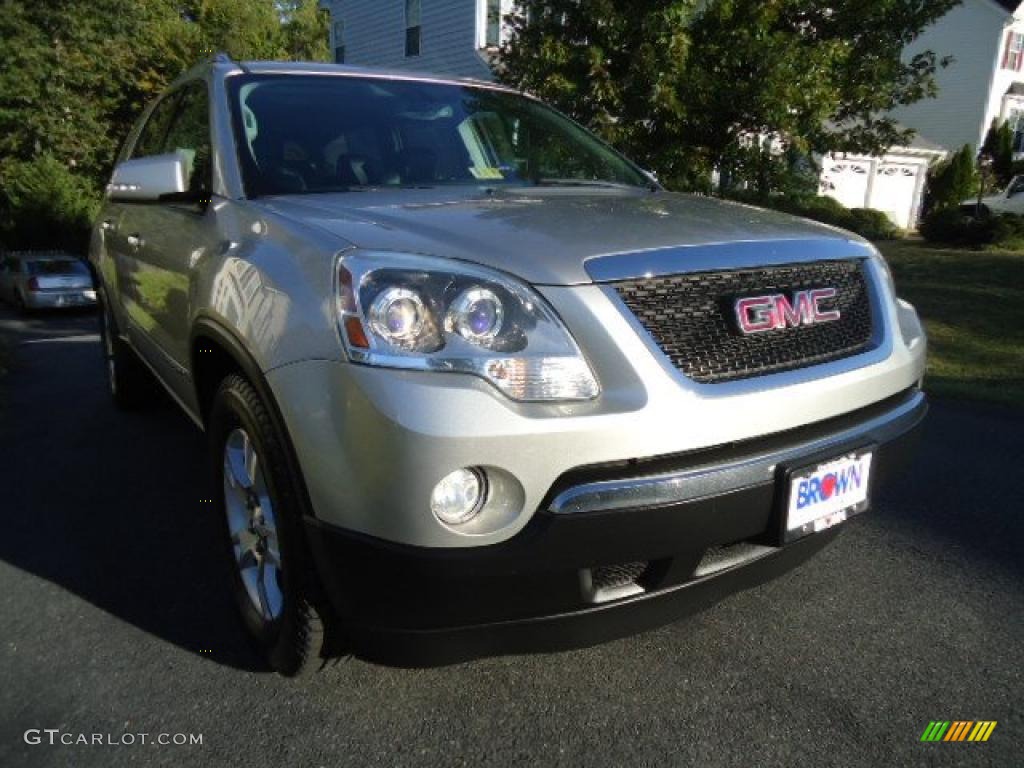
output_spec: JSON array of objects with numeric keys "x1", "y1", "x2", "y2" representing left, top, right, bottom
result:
[
  {"x1": 161, "y1": 82, "x2": 213, "y2": 198},
  {"x1": 132, "y1": 94, "x2": 180, "y2": 159}
]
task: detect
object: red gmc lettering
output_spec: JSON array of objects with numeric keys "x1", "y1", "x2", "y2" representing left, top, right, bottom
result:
[{"x1": 735, "y1": 288, "x2": 841, "y2": 334}]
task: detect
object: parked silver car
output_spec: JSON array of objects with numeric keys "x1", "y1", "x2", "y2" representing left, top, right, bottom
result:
[
  {"x1": 0, "y1": 253, "x2": 96, "y2": 311},
  {"x1": 961, "y1": 173, "x2": 1024, "y2": 215},
  {"x1": 91, "y1": 56, "x2": 927, "y2": 674}
]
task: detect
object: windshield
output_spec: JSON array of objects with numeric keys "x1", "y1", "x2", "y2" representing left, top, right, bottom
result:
[
  {"x1": 28, "y1": 260, "x2": 88, "y2": 276},
  {"x1": 227, "y1": 74, "x2": 649, "y2": 196}
]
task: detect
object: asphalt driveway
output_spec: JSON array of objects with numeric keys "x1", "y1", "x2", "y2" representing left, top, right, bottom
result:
[{"x1": 0, "y1": 305, "x2": 1020, "y2": 767}]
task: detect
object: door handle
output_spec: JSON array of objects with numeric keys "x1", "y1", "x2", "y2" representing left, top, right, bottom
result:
[{"x1": 126, "y1": 234, "x2": 144, "y2": 250}]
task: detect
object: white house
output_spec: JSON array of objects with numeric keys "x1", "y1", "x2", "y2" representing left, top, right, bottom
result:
[
  {"x1": 825, "y1": 0, "x2": 1024, "y2": 226},
  {"x1": 893, "y1": 0, "x2": 1024, "y2": 156},
  {"x1": 317, "y1": 1, "x2": 1024, "y2": 228}
]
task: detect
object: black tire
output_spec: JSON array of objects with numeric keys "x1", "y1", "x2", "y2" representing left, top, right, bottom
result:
[
  {"x1": 98, "y1": 296, "x2": 150, "y2": 409},
  {"x1": 209, "y1": 373, "x2": 327, "y2": 676},
  {"x1": 15, "y1": 291, "x2": 30, "y2": 315}
]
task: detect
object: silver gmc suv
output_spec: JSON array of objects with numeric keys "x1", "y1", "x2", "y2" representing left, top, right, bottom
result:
[{"x1": 91, "y1": 56, "x2": 927, "y2": 674}]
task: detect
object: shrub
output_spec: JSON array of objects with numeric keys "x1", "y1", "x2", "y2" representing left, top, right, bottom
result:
[
  {"x1": 0, "y1": 154, "x2": 101, "y2": 254},
  {"x1": 845, "y1": 208, "x2": 899, "y2": 240},
  {"x1": 922, "y1": 145, "x2": 977, "y2": 215},
  {"x1": 727, "y1": 191, "x2": 900, "y2": 240},
  {"x1": 777, "y1": 194, "x2": 851, "y2": 226},
  {"x1": 919, "y1": 207, "x2": 1024, "y2": 247}
]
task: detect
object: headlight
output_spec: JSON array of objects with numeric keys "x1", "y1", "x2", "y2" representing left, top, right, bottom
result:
[
  {"x1": 448, "y1": 287, "x2": 504, "y2": 343},
  {"x1": 367, "y1": 287, "x2": 440, "y2": 350},
  {"x1": 335, "y1": 252, "x2": 600, "y2": 401}
]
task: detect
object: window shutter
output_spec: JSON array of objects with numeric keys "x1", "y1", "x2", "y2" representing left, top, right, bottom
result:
[
  {"x1": 1004, "y1": 30, "x2": 1014, "y2": 69},
  {"x1": 1017, "y1": 34, "x2": 1023, "y2": 72}
]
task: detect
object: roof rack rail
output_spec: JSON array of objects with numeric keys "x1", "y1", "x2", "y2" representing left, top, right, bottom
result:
[{"x1": 210, "y1": 51, "x2": 250, "y2": 73}]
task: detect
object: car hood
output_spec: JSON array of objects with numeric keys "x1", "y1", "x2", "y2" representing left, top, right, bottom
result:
[{"x1": 255, "y1": 187, "x2": 864, "y2": 285}]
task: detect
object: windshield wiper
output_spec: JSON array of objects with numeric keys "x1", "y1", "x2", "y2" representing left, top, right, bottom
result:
[{"x1": 531, "y1": 178, "x2": 654, "y2": 191}]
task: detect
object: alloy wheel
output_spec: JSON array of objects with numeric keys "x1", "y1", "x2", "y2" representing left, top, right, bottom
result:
[{"x1": 222, "y1": 427, "x2": 284, "y2": 622}]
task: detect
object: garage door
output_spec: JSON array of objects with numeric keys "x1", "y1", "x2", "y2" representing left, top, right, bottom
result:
[
  {"x1": 820, "y1": 160, "x2": 870, "y2": 210},
  {"x1": 870, "y1": 164, "x2": 920, "y2": 229}
]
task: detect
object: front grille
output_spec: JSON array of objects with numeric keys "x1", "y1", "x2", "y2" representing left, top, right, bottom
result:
[
  {"x1": 591, "y1": 561, "x2": 648, "y2": 591},
  {"x1": 693, "y1": 543, "x2": 773, "y2": 578},
  {"x1": 581, "y1": 561, "x2": 650, "y2": 603},
  {"x1": 613, "y1": 260, "x2": 876, "y2": 383}
]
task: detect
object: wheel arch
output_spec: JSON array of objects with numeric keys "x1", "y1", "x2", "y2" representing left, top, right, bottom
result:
[{"x1": 190, "y1": 316, "x2": 319, "y2": 522}]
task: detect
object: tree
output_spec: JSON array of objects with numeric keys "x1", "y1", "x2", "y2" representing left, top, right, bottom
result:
[
  {"x1": 279, "y1": 0, "x2": 331, "y2": 61},
  {"x1": 922, "y1": 144, "x2": 977, "y2": 214},
  {"x1": 0, "y1": 154, "x2": 101, "y2": 252},
  {"x1": 499, "y1": 0, "x2": 961, "y2": 192},
  {"x1": 0, "y1": 1, "x2": 192, "y2": 183},
  {"x1": 500, "y1": 1, "x2": 700, "y2": 188},
  {"x1": 0, "y1": 0, "x2": 329, "y2": 250},
  {"x1": 184, "y1": 0, "x2": 282, "y2": 59},
  {"x1": 980, "y1": 118, "x2": 1014, "y2": 187}
]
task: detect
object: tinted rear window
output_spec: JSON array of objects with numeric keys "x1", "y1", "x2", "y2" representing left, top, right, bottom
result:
[{"x1": 28, "y1": 260, "x2": 87, "y2": 276}]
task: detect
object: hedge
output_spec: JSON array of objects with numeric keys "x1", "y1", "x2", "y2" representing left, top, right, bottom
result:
[
  {"x1": 727, "y1": 191, "x2": 900, "y2": 240},
  {"x1": 920, "y1": 207, "x2": 1024, "y2": 247},
  {"x1": 0, "y1": 154, "x2": 100, "y2": 255}
]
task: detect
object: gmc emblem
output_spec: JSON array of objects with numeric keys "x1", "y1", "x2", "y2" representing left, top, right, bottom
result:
[{"x1": 734, "y1": 288, "x2": 841, "y2": 334}]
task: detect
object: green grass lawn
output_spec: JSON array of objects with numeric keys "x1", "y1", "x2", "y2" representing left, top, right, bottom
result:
[{"x1": 877, "y1": 240, "x2": 1024, "y2": 408}]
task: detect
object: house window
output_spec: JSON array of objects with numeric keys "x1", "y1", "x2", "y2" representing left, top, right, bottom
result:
[
  {"x1": 405, "y1": 0, "x2": 421, "y2": 57},
  {"x1": 333, "y1": 20, "x2": 345, "y2": 64},
  {"x1": 480, "y1": 0, "x2": 512, "y2": 49},
  {"x1": 1003, "y1": 31, "x2": 1024, "y2": 71},
  {"x1": 486, "y1": 0, "x2": 502, "y2": 47},
  {"x1": 1009, "y1": 109, "x2": 1024, "y2": 153}
]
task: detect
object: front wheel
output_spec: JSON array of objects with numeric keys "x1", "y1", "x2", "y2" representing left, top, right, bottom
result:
[{"x1": 209, "y1": 374, "x2": 327, "y2": 676}]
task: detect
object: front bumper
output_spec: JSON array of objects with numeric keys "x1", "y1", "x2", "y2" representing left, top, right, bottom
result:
[{"x1": 305, "y1": 388, "x2": 926, "y2": 665}]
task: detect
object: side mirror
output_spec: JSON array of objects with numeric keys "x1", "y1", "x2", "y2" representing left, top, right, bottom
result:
[{"x1": 107, "y1": 153, "x2": 187, "y2": 202}]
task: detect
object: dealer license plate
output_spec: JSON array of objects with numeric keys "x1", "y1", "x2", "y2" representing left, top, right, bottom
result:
[{"x1": 784, "y1": 451, "x2": 873, "y2": 542}]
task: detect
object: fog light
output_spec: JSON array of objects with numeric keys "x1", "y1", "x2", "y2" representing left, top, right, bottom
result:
[{"x1": 431, "y1": 468, "x2": 486, "y2": 526}]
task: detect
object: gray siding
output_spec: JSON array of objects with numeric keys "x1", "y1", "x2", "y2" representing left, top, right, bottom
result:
[
  {"x1": 325, "y1": 0, "x2": 495, "y2": 80},
  {"x1": 890, "y1": 0, "x2": 1010, "y2": 152}
]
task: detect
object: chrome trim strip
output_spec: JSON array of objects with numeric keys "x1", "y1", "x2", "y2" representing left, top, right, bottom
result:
[
  {"x1": 223, "y1": 66, "x2": 521, "y2": 95},
  {"x1": 549, "y1": 390, "x2": 926, "y2": 515},
  {"x1": 584, "y1": 238, "x2": 876, "y2": 283}
]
